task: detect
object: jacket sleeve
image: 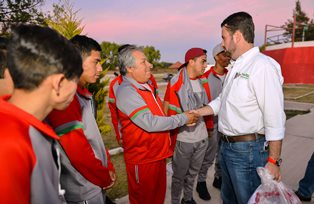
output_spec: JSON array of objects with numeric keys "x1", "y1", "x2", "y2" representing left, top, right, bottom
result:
[
  {"x1": 0, "y1": 129, "x2": 34, "y2": 204},
  {"x1": 163, "y1": 82, "x2": 171, "y2": 103},
  {"x1": 116, "y1": 85, "x2": 188, "y2": 132},
  {"x1": 108, "y1": 79, "x2": 122, "y2": 142},
  {"x1": 47, "y1": 97, "x2": 113, "y2": 188}
]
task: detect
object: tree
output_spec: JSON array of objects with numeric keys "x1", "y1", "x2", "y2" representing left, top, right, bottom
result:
[
  {"x1": 283, "y1": 0, "x2": 314, "y2": 41},
  {"x1": 143, "y1": 46, "x2": 161, "y2": 68},
  {"x1": 100, "y1": 42, "x2": 162, "y2": 70},
  {"x1": 45, "y1": 0, "x2": 84, "y2": 40},
  {"x1": 0, "y1": 0, "x2": 45, "y2": 35},
  {"x1": 101, "y1": 41, "x2": 120, "y2": 70},
  {"x1": 46, "y1": 0, "x2": 111, "y2": 135},
  {"x1": 86, "y1": 69, "x2": 111, "y2": 134}
]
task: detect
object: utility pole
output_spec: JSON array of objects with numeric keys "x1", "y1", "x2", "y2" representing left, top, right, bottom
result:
[{"x1": 292, "y1": 12, "x2": 296, "y2": 48}]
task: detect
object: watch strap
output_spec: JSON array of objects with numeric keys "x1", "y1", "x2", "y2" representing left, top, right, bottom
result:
[{"x1": 268, "y1": 157, "x2": 281, "y2": 166}]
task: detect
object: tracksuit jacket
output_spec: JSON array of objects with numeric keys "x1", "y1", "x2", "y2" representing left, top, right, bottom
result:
[
  {"x1": 164, "y1": 68, "x2": 213, "y2": 150},
  {"x1": 47, "y1": 87, "x2": 114, "y2": 202},
  {"x1": 0, "y1": 95, "x2": 64, "y2": 204},
  {"x1": 116, "y1": 76, "x2": 189, "y2": 164},
  {"x1": 108, "y1": 74, "x2": 158, "y2": 144},
  {"x1": 116, "y1": 76, "x2": 189, "y2": 204}
]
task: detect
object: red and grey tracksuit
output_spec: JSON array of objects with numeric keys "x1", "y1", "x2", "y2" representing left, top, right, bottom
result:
[
  {"x1": 116, "y1": 76, "x2": 188, "y2": 204},
  {"x1": 0, "y1": 95, "x2": 64, "y2": 204},
  {"x1": 164, "y1": 68, "x2": 213, "y2": 150},
  {"x1": 164, "y1": 67, "x2": 213, "y2": 203},
  {"x1": 108, "y1": 74, "x2": 158, "y2": 144},
  {"x1": 47, "y1": 87, "x2": 114, "y2": 203}
]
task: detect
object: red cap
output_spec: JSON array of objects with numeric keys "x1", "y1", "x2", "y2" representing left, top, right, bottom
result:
[{"x1": 180, "y1": 48, "x2": 207, "y2": 68}]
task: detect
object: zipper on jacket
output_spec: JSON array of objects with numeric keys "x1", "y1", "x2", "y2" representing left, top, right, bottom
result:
[
  {"x1": 135, "y1": 165, "x2": 139, "y2": 184},
  {"x1": 150, "y1": 90, "x2": 165, "y2": 116},
  {"x1": 174, "y1": 91, "x2": 184, "y2": 112}
]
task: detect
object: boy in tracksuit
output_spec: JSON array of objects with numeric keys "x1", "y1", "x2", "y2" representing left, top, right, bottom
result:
[
  {"x1": 47, "y1": 35, "x2": 115, "y2": 204},
  {"x1": 115, "y1": 45, "x2": 198, "y2": 204},
  {"x1": 0, "y1": 24, "x2": 82, "y2": 204},
  {"x1": 164, "y1": 48, "x2": 213, "y2": 204}
]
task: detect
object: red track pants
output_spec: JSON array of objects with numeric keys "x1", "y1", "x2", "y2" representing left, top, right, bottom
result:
[{"x1": 126, "y1": 159, "x2": 167, "y2": 204}]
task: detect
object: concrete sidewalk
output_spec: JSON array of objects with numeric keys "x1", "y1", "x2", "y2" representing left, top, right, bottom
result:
[{"x1": 115, "y1": 102, "x2": 314, "y2": 204}]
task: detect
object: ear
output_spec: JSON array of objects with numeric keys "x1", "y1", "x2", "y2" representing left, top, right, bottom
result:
[
  {"x1": 3, "y1": 68, "x2": 10, "y2": 79},
  {"x1": 3, "y1": 68, "x2": 13, "y2": 82},
  {"x1": 126, "y1": 66, "x2": 133, "y2": 74},
  {"x1": 233, "y1": 30, "x2": 243, "y2": 43},
  {"x1": 188, "y1": 59, "x2": 195, "y2": 66},
  {"x1": 3, "y1": 68, "x2": 14, "y2": 93},
  {"x1": 51, "y1": 74, "x2": 65, "y2": 96}
]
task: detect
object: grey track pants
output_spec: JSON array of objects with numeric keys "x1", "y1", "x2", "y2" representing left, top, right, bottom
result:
[
  {"x1": 171, "y1": 139, "x2": 208, "y2": 203},
  {"x1": 197, "y1": 125, "x2": 221, "y2": 182}
]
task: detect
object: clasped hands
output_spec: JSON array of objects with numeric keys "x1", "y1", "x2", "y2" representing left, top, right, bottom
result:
[{"x1": 184, "y1": 109, "x2": 201, "y2": 126}]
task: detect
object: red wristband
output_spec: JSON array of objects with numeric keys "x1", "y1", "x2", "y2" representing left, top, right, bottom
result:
[
  {"x1": 268, "y1": 157, "x2": 282, "y2": 166},
  {"x1": 268, "y1": 157, "x2": 276, "y2": 165}
]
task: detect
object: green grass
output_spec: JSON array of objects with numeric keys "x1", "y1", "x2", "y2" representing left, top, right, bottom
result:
[
  {"x1": 295, "y1": 93, "x2": 314, "y2": 103},
  {"x1": 106, "y1": 153, "x2": 128, "y2": 199},
  {"x1": 285, "y1": 109, "x2": 310, "y2": 120},
  {"x1": 284, "y1": 84, "x2": 314, "y2": 101}
]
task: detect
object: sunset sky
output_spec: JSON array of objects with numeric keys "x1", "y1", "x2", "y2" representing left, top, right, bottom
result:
[{"x1": 44, "y1": 0, "x2": 314, "y2": 63}]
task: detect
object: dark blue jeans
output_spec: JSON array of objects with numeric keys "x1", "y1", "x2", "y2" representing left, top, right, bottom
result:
[
  {"x1": 298, "y1": 152, "x2": 314, "y2": 198},
  {"x1": 219, "y1": 137, "x2": 268, "y2": 204}
]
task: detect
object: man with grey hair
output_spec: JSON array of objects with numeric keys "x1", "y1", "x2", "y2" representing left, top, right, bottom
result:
[
  {"x1": 108, "y1": 44, "x2": 158, "y2": 147},
  {"x1": 115, "y1": 45, "x2": 199, "y2": 204}
]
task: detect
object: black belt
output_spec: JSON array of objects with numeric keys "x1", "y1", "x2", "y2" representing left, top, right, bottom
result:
[{"x1": 221, "y1": 133, "x2": 265, "y2": 143}]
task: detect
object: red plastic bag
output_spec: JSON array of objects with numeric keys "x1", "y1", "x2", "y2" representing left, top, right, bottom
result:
[{"x1": 248, "y1": 167, "x2": 301, "y2": 204}]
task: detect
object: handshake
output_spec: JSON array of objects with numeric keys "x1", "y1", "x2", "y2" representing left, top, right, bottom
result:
[{"x1": 184, "y1": 110, "x2": 201, "y2": 126}]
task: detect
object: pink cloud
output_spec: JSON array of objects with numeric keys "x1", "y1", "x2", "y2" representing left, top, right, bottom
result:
[{"x1": 70, "y1": 0, "x2": 314, "y2": 62}]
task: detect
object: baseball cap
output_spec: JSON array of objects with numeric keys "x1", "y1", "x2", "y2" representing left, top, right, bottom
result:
[
  {"x1": 179, "y1": 48, "x2": 207, "y2": 68},
  {"x1": 212, "y1": 44, "x2": 224, "y2": 58}
]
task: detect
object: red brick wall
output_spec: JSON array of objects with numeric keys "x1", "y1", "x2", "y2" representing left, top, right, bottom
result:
[{"x1": 263, "y1": 47, "x2": 314, "y2": 84}]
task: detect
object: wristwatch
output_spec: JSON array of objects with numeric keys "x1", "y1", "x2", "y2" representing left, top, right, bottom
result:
[{"x1": 268, "y1": 157, "x2": 282, "y2": 166}]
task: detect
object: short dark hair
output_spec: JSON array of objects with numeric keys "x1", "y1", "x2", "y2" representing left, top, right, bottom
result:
[
  {"x1": 0, "y1": 37, "x2": 8, "y2": 78},
  {"x1": 70, "y1": 35, "x2": 102, "y2": 58},
  {"x1": 8, "y1": 24, "x2": 83, "y2": 90},
  {"x1": 221, "y1": 11, "x2": 255, "y2": 43}
]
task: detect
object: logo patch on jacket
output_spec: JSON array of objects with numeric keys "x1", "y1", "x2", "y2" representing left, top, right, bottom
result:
[{"x1": 234, "y1": 72, "x2": 249, "y2": 79}]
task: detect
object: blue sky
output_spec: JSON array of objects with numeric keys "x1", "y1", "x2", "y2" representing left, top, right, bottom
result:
[{"x1": 44, "y1": 0, "x2": 314, "y2": 64}]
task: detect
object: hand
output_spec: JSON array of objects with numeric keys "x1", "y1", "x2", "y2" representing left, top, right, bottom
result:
[
  {"x1": 103, "y1": 170, "x2": 116, "y2": 190},
  {"x1": 265, "y1": 162, "x2": 281, "y2": 181},
  {"x1": 184, "y1": 111, "x2": 200, "y2": 125}
]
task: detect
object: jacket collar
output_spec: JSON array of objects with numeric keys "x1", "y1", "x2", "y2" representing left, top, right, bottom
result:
[
  {"x1": 0, "y1": 95, "x2": 59, "y2": 140},
  {"x1": 77, "y1": 86, "x2": 93, "y2": 99}
]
